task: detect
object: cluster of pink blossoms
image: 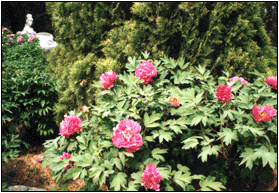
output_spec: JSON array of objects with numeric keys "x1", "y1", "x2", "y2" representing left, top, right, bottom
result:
[
  {"x1": 98, "y1": 70, "x2": 118, "y2": 91},
  {"x1": 141, "y1": 164, "x2": 162, "y2": 191},
  {"x1": 59, "y1": 152, "x2": 72, "y2": 169},
  {"x1": 215, "y1": 84, "x2": 233, "y2": 103},
  {"x1": 17, "y1": 31, "x2": 23, "y2": 43},
  {"x1": 99, "y1": 62, "x2": 157, "y2": 92},
  {"x1": 265, "y1": 76, "x2": 277, "y2": 90},
  {"x1": 252, "y1": 105, "x2": 277, "y2": 122},
  {"x1": 135, "y1": 61, "x2": 157, "y2": 85},
  {"x1": 214, "y1": 78, "x2": 276, "y2": 122},
  {"x1": 4, "y1": 30, "x2": 35, "y2": 44},
  {"x1": 59, "y1": 114, "x2": 83, "y2": 138},
  {"x1": 27, "y1": 34, "x2": 36, "y2": 42},
  {"x1": 169, "y1": 96, "x2": 180, "y2": 107},
  {"x1": 112, "y1": 119, "x2": 143, "y2": 153},
  {"x1": 229, "y1": 77, "x2": 248, "y2": 87}
]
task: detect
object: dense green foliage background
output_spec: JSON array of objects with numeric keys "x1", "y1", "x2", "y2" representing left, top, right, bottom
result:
[{"x1": 44, "y1": 2, "x2": 277, "y2": 124}]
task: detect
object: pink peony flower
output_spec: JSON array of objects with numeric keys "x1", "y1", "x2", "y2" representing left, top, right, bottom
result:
[
  {"x1": 98, "y1": 70, "x2": 118, "y2": 91},
  {"x1": 229, "y1": 77, "x2": 248, "y2": 87},
  {"x1": 169, "y1": 96, "x2": 180, "y2": 107},
  {"x1": 63, "y1": 152, "x2": 72, "y2": 159},
  {"x1": 37, "y1": 156, "x2": 42, "y2": 163},
  {"x1": 265, "y1": 76, "x2": 277, "y2": 90},
  {"x1": 135, "y1": 61, "x2": 157, "y2": 85},
  {"x1": 2, "y1": 28, "x2": 7, "y2": 31},
  {"x1": 63, "y1": 162, "x2": 73, "y2": 170},
  {"x1": 59, "y1": 152, "x2": 73, "y2": 169},
  {"x1": 17, "y1": 31, "x2": 21, "y2": 35},
  {"x1": 252, "y1": 105, "x2": 276, "y2": 122},
  {"x1": 17, "y1": 38, "x2": 22, "y2": 43},
  {"x1": 59, "y1": 114, "x2": 83, "y2": 138},
  {"x1": 28, "y1": 38, "x2": 33, "y2": 42},
  {"x1": 81, "y1": 106, "x2": 89, "y2": 112},
  {"x1": 141, "y1": 164, "x2": 162, "y2": 191},
  {"x1": 30, "y1": 34, "x2": 36, "y2": 39},
  {"x1": 58, "y1": 155, "x2": 64, "y2": 160},
  {"x1": 112, "y1": 119, "x2": 143, "y2": 153},
  {"x1": 215, "y1": 84, "x2": 233, "y2": 103}
]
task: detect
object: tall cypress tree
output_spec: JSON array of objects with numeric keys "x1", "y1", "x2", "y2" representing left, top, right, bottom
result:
[
  {"x1": 102, "y1": 2, "x2": 276, "y2": 80},
  {"x1": 45, "y1": 2, "x2": 130, "y2": 123},
  {"x1": 45, "y1": 2, "x2": 276, "y2": 124}
]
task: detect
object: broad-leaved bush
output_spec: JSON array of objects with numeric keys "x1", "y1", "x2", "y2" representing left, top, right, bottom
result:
[
  {"x1": 42, "y1": 52, "x2": 277, "y2": 191},
  {"x1": 2, "y1": 27, "x2": 58, "y2": 162}
]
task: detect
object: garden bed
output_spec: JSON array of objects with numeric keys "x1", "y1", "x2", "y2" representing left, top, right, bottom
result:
[{"x1": 2, "y1": 142, "x2": 277, "y2": 191}]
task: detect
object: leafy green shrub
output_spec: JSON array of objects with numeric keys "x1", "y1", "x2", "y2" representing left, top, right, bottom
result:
[
  {"x1": 42, "y1": 52, "x2": 277, "y2": 191},
  {"x1": 2, "y1": 27, "x2": 58, "y2": 161}
]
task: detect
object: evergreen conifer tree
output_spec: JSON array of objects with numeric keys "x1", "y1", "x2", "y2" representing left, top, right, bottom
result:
[
  {"x1": 45, "y1": 2, "x2": 129, "y2": 123},
  {"x1": 102, "y1": 2, "x2": 276, "y2": 80},
  {"x1": 45, "y1": 2, "x2": 276, "y2": 124}
]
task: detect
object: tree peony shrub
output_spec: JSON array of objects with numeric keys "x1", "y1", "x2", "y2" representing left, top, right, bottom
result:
[
  {"x1": 42, "y1": 52, "x2": 277, "y2": 191},
  {"x1": 59, "y1": 114, "x2": 83, "y2": 138}
]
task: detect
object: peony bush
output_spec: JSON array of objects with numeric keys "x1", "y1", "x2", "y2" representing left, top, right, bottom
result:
[
  {"x1": 42, "y1": 52, "x2": 277, "y2": 191},
  {"x1": 2, "y1": 27, "x2": 58, "y2": 163}
]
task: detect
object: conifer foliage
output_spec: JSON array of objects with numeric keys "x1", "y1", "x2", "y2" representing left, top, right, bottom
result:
[{"x1": 45, "y1": 2, "x2": 277, "y2": 124}]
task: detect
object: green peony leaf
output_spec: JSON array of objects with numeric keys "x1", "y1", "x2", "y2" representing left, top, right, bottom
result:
[
  {"x1": 152, "y1": 148, "x2": 168, "y2": 162},
  {"x1": 165, "y1": 185, "x2": 174, "y2": 191},
  {"x1": 158, "y1": 130, "x2": 173, "y2": 143},
  {"x1": 110, "y1": 172, "x2": 127, "y2": 191},
  {"x1": 182, "y1": 137, "x2": 201, "y2": 150},
  {"x1": 198, "y1": 145, "x2": 221, "y2": 162},
  {"x1": 242, "y1": 126, "x2": 265, "y2": 137},
  {"x1": 254, "y1": 146, "x2": 277, "y2": 169},
  {"x1": 113, "y1": 158, "x2": 122, "y2": 171},
  {"x1": 191, "y1": 115, "x2": 203, "y2": 126},
  {"x1": 199, "y1": 176, "x2": 226, "y2": 191},
  {"x1": 101, "y1": 140, "x2": 113, "y2": 149},
  {"x1": 157, "y1": 167, "x2": 171, "y2": 180},
  {"x1": 217, "y1": 128, "x2": 238, "y2": 146},
  {"x1": 239, "y1": 148, "x2": 257, "y2": 170},
  {"x1": 65, "y1": 167, "x2": 83, "y2": 180},
  {"x1": 131, "y1": 171, "x2": 143, "y2": 183},
  {"x1": 126, "y1": 181, "x2": 139, "y2": 191}
]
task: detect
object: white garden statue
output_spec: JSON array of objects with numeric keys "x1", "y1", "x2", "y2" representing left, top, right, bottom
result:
[{"x1": 21, "y1": 14, "x2": 58, "y2": 51}]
